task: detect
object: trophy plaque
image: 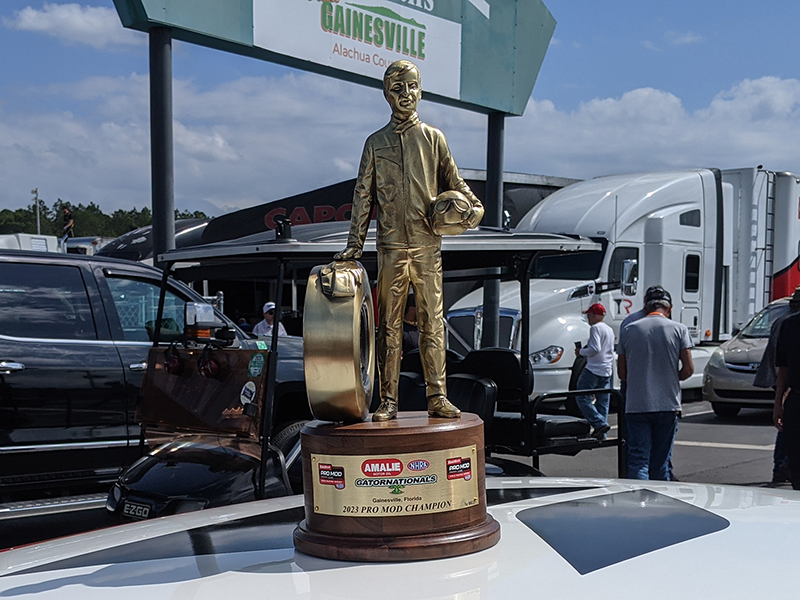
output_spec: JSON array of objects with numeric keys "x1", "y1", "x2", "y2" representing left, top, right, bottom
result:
[{"x1": 293, "y1": 413, "x2": 500, "y2": 562}]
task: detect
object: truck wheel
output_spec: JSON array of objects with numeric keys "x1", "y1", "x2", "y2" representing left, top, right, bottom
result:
[
  {"x1": 273, "y1": 420, "x2": 309, "y2": 494},
  {"x1": 303, "y1": 262, "x2": 375, "y2": 422},
  {"x1": 712, "y1": 403, "x2": 740, "y2": 418}
]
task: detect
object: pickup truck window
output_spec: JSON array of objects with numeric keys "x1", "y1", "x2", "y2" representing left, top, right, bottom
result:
[
  {"x1": 106, "y1": 277, "x2": 186, "y2": 341},
  {"x1": 0, "y1": 263, "x2": 96, "y2": 340}
]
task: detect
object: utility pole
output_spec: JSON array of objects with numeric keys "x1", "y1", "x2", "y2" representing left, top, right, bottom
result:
[{"x1": 31, "y1": 188, "x2": 41, "y2": 234}]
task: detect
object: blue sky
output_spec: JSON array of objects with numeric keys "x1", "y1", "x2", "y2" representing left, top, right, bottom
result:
[{"x1": 1, "y1": 1, "x2": 800, "y2": 216}]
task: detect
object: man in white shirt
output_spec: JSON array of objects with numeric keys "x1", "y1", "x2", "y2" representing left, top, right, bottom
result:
[
  {"x1": 574, "y1": 302, "x2": 615, "y2": 439},
  {"x1": 253, "y1": 302, "x2": 288, "y2": 337}
]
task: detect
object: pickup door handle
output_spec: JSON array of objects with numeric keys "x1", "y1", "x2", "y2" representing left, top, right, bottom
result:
[
  {"x1": 129, "y1": 362, "x2": 148, "y2": 372},
  {"x1": 0, "y1": 361, "x2": 25, "y2": 373}
]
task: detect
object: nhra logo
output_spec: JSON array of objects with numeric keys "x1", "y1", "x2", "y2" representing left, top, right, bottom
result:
[
  {"x1": 446, "y1": 457, "x2": 472, "y2": 481},
  {"x1": 319, "y1": 463, "x2": 345, "y2": 489},
  {"x1": 407, "y1": 460, "x2": 430, "y2": 472},
  {"x1": 361, "y1": 459, "x2": 403, "y2": 477}
]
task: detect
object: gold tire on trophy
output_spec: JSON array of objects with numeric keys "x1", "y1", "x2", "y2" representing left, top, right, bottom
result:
[
  {"x1": 303, "y1": 261, "x2": 375, "y2": 423},
  {"x1": 293, "y1": 413, "x2": 500, "y2": 562}
]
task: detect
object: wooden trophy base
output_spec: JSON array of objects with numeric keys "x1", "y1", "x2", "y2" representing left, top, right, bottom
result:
[{"x1": 293, "y1": 412, "x2": 500, "y2": 562}]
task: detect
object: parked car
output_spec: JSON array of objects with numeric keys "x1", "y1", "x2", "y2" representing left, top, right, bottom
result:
[
  {"x1": 0, "y1": 250, "x2": 307, "y2": 504},
  {"x1": 702, "y1": 297, "x2": 791, "y2": 417}
]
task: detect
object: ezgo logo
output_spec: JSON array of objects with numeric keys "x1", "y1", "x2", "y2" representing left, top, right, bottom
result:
[
  {"x1": 407, "y1": 459, "x2": 430, "y2": 472},
  {"x1": 361, "y1": 458, "x2": 403, "y2": 477}
]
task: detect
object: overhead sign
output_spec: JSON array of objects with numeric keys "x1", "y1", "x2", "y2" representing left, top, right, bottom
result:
[{"x1": 113, "y1": 0, "x2": 555, "y2": 115}]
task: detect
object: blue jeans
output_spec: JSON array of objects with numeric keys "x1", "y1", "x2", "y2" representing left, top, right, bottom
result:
[
  {"x1": 575, "y1": 369, "x2": 611, "y2": 428},
  {"x1": 626, "y1": 411, "x2": 678, "y2": 480}
]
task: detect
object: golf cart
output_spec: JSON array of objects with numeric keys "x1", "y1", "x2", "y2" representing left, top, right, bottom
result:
[{"x1": 108, "y1": 222, "x2": 624, "y2": 521}]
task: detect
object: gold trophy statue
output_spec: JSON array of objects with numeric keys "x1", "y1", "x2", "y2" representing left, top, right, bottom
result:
[
  {"x1": 335, "y1": 60, "x2": 484, "y2": 421},
  {"x1": 295, "y1": 62, "x2": 497, "y2": 562}
]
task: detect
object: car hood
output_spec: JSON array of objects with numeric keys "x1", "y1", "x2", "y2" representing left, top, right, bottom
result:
[
  {"x1": 3, "y1": 477, "x2": 800, "y2": 598},
  {"x1": 721, "y1": 335, "x2": 768, "y2": 364},
  {"x1": 122, "y1": 439, "x2": 260, "y2": 499}
]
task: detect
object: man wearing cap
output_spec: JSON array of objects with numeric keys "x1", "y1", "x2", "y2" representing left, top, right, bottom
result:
[
  {"x1": 574, "y1": 302, "x2": 615, "y2": 439},
  {"x1": 618, "y1": 289, "x2": 694, "y2": 480},
  {"x1": 619, "y1": 285, "x2": 678, "y2": 479},
  {"x1": 253, "y1": 302, "x2": 287, "y2": 337}
]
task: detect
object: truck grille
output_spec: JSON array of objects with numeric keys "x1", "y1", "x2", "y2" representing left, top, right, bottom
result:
[{"x1": 446, "y1": 310, "x2": 519, "y2": 354}]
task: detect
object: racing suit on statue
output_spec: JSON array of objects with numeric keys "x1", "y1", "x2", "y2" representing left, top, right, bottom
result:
[{"x1": 345, "y1": 111, "x2": 482, "y2": 414}]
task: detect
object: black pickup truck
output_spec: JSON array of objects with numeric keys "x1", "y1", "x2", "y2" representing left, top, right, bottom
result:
[{"x1": 0, "y1": 251, "x2": 307, "y2": 503}]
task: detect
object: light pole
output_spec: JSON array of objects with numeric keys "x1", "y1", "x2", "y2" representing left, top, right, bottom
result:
[{"x1": 31, "y1": 188, "x2": 40, "y2": 234}]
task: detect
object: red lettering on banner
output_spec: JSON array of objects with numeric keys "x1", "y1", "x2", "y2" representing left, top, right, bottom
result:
[
  {"x1": 290, "y1": 206, "x2": 312, "y2": 225},
  {"x1": 265, "y1": 207, "x2": 287, "y2": 230},
  {"x1": 314, "y1": 205, "x2": 336, "y2": 222},
  {"x1": 336, "y1": 204, "x2": 352, "y2": 221}
]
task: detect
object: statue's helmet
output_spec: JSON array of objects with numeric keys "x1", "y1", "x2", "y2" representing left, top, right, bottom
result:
[{"x1": 429, "y1": 190, "x2": 472, "y2": 236}]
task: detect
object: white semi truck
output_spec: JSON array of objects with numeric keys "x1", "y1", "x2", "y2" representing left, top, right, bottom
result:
[{"x1": 447, "y1": 167, "x2": 800, "y2": 397}]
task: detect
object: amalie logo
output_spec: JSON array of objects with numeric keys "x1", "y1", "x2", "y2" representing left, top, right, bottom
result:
[
  {"x1": 407, "y1": 459, "x2": 430, "y2": 471},
  {"x1": 361, "y1": 458, "x2": 403, "y2": 477}
]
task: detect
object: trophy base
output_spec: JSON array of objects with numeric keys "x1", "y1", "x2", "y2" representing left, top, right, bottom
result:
[
  {"x1": 294, "y1": 513, "x2": 499, "y2": 562},
  {"x1": 293, "y1": 412, "x2": 500, "y2": 562}
]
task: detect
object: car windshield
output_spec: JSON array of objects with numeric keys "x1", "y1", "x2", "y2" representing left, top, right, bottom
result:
[
  {"x1": 532, "y1": 250, "x2": 605, "y2": 280},
  {"x1": 739, "y1": 303, "x2": 791, "y2": 338}
]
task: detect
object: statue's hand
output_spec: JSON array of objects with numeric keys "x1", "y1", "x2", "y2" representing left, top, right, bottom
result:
[
  {"x1": 462, "y1": 202, "x2": 484, "y2": 229},
  {"x1": 334, "y1": 246, "x2": 362, "y2": 260}
]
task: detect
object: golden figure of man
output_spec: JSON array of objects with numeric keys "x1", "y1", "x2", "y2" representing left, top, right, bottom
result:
[{"x1": 335, "y1": 60, "x2": 484, "y2": 421}]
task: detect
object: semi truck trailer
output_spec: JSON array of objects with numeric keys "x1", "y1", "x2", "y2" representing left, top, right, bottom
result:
[{"x1": 447, "y1": 167, "x2": 800, "y2": 396}]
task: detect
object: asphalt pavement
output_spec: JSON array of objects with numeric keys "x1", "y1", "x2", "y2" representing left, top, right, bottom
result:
[
  {"x1": 540, "y1": 400, "x2": 783, "y2": 487},
  {"x1": 1, "y1": 400, "x2": 790, "y2": 551}
]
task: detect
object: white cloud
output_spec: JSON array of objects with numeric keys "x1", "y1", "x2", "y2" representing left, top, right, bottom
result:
[
  {"x1": 2, "y1": 73, "x2": 800, "y2": 217},
  {"x1": 3, "y1": 3, "x2": 143, "y2": 49},
  {"x1": 666, "y1": 31, "x2": 704, "y2": 45}
]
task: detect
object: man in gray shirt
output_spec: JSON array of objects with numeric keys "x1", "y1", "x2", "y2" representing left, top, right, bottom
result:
[{"x1": 618, "y1": 289, "x2": 694, "y2": 480}]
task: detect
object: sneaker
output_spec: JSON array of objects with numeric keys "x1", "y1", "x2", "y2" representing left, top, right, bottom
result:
[
  {"x1": 772, "y1": 467, "x2": 789, "y2": 484},
  {"x1": 591, "y1": 424, "x2": 610, "y2": 440}
]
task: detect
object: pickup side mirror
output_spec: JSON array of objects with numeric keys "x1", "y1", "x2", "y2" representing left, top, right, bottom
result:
[{"x1": 621, "y1": 259, "x2": 638, "y2": 296}]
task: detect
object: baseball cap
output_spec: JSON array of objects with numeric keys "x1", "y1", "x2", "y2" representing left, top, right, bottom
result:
[
  {"x1": 263, "y1": 302, "x2": 276, "y2": 313},
  {"x1": 583, "y1": 303, "x2": 606, "y2": 316},
  {"x1": 647, "y1": 288, "x2": 672, "y2": 305},
  {"x1": 644, "y1": 285, "x2": 667, "y2": 302}
]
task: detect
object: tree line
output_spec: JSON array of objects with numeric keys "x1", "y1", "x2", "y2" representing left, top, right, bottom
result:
[{"x1": 0, "y1": 199, "x2": 209, "y2": 238}]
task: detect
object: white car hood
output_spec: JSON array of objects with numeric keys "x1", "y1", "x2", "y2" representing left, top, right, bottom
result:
[{"x1": 2, "y1": 477, "x2": 798, "y2": 599}]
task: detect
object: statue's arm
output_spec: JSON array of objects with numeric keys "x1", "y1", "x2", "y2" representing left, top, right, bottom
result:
[
  {"x1": 437, "y1": 133, "x2": 484, "y2": 229},
  {"x1": 335, "y1": 141, "x2": 375, "y2": 260}
]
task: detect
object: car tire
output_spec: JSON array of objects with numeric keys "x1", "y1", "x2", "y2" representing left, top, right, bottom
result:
[
  {"x1": 272, "y1": 420, "x2": 309, "y2": 494},
  {"x1": 712, "y1": 403, "x2": 741, "y2": 418}
]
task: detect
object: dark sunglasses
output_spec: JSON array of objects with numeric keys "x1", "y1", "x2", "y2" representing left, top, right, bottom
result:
[{"x1": 266, "y1": 310, "x2": 275, "y2": 315}]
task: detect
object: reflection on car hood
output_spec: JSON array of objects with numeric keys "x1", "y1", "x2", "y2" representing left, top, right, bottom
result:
[
  {"x1": 721, "y1": 335, "x2": 768, "y2": 364},
  {"x1": 2, "y1": 477, "x2": 800, "y2": 598}
]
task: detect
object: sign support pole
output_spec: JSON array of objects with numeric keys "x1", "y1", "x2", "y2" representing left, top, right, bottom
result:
[
  {"x1": 149, "y1": 26, "x2": 175, "y2": 269},
  {"x1": 481, "y1": 111, "x2": 505, "y2": 348}
]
